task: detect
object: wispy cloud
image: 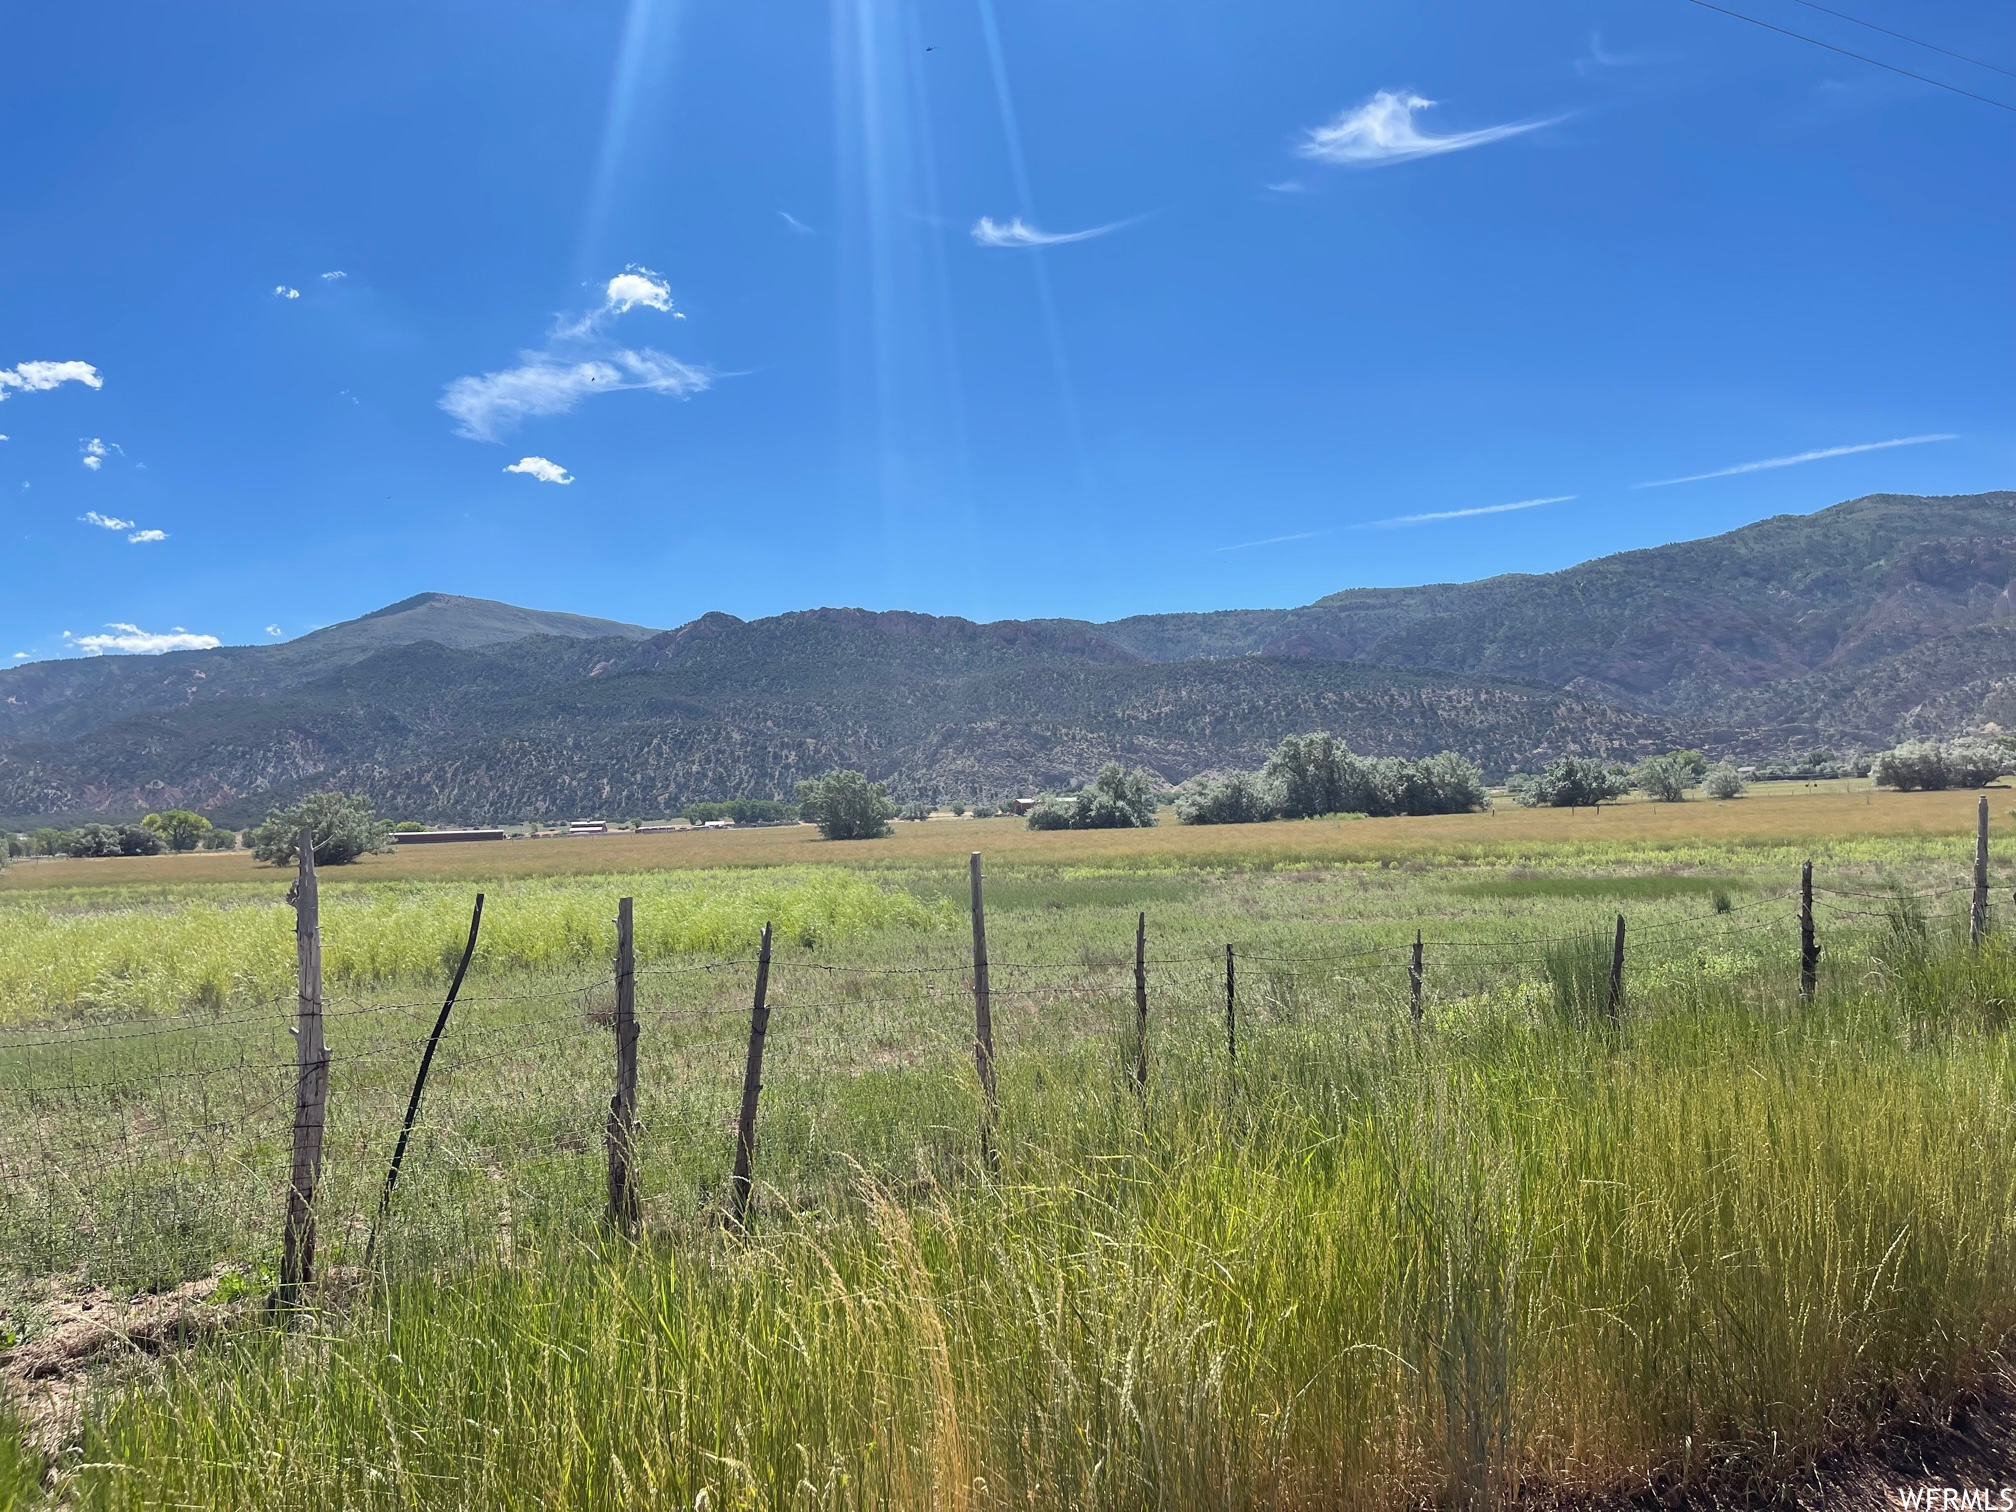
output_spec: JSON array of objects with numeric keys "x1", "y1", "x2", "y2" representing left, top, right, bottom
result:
[
  {"x1": 1633, "y1": 435, "x2": 1957, "y2": 488},
  {"x1": 0, "y1": 360, "x2": 102, "y2": 400},
  {"x1": 778, "y1": 211, "x2": 815, "y2": 236},
  {"x1": 1576, "y1": 32, "x2": 1651, "y2": 76},
  {"x1": 1298, "y1": 91, "x2": 1558, "y2": 167},
  {"x1": 80, "y1": 437, "x2": 122, "y2": 471},
  {"x1": 127, "y1": 528, "x2": 167, "y2": 543},
  {"x1": 274, "y1": 285, "x2": 301, "y2": 300},
  {"x1": 265, "y1": 624, "x2": 284, "y2": 637},
  {"x1": 81, "y1": 511, "x2": 134, "y2": 531},
  {"x1": 443, "y1": 266, "x2": 707, "y2": 441},
  {"x1": 1214, "y1": 530, "x2": 1326, "y2": 553},
  {"x1": 504, "y1": 455, "x2": 574, "y2": 485},
  {"x1": 320, "y1": 270, "x2": 347, "y2": 280},
  {"x1": 443, "y1": 351, "x2": 707, "y2": 442},
  {"x1": 971, "y1": 215, "x2": 1125, "y2": 248},
  {"x1": 1366, "y1": 495, "x2": 1575, "y2": 528},
  {"x1": 64, "y1": 623, "x2": 219, "y2": 656}
]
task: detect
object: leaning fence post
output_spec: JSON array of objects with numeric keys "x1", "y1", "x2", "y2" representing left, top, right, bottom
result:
[
  {"x1": 1973, "y1": 795, "x2": 1990, "y2": 949},
  {"x1": 969, "y1": 853, "x2": 999, "y2": 1166},
  {"x1": 728, "y1": 922, "x2": 774, "y2": 1232},
  {"x1": 1409, "y1": 930, "x2": 1424, "y2": 1025},
  {"x1": 279, "y1": 828, "x2": 328, "y2": 1304},
  {"x1": 1133, "y1": 912, "x2": 1149, "y2": 1095},
  {"x1": 605, "y1": 897, "x2": 639, "y2": 1231},
  {"x1": 1799, "y1": 861, "x2": 1819, "y2": 1001},
  {"x1": 1224, "y1": 944, "x2": 1236, "y2": 1063},
  {"x1": 367, "y1": 892, "x2": 485, "y2": 1267},
  {"x1": 1606, "y1": 913, "x2": 1626, "y2": 1022}
]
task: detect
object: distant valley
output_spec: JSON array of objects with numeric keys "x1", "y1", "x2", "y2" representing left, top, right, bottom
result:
[{"x1": 3, "y1": 490, "x2": 2011, "y2": 826}]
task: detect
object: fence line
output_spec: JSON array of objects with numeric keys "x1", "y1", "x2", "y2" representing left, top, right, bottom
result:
[{"x1": 0, "y1": 847, "x2": 1999, "y2": 1284}]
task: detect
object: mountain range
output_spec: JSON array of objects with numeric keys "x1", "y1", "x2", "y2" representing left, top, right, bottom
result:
[{"x1": 2, "y1": 490, "x2": 2011, "y2": 826}]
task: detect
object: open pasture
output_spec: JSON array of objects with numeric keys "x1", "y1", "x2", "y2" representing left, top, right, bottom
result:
[{"x1": 2, "y1": 784, "x2": 2013, "y2": 1509}]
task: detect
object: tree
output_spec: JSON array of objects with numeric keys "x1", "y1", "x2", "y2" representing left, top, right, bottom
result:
[
  {"x1": 1702, "y1": 763, "x2": 1747, "y2": 799},
  {"x1": 1174, "y1": 770, "x2": 1279, "y2": 826},
  {"x1": 795, "y1": 771, "x2": 897, "y2": 840},
  {"x1": 1264, "y1": 733, "x2": 1347, "y2": 819},
  {"x1": 248, "y1": 791, "x2": 392, "y2": 866},
  {"x1": 143, "y1": 809, "x2": 213, "y2": 852},
  {"x1": 60, "y1": 822, "x2": 161, "y2": 858},
  {"x1": 1512, "y1": 756, "x2": 1631, "y2": 809},
  {"x1": 898, "y1": 800, "x2": 934, "y2": 822},
  {"x1": 1632, "y1": 753, "x2": 1696, "y2": 803},
  {"x1": 1390, "y1": 751, "x2": 1489, "y2": 815}
]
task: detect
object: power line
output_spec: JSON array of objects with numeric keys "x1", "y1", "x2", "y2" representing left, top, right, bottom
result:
[
  {"x1": 1682, "y1": 0, "x2": 2016, "y2": 112},
  {"x1": 1786, "y1": 0, "x2": 2016, "y2": 81}
]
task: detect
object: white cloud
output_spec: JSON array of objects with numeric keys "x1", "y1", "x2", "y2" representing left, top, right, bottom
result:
[
  {"x1": 1633, "y1": 435, "x2": 1958, "y2": 488},
  {"x1": 444, "y1": 267, "x2": 706, "y2": 440},
  {"x1": 603, "y1": 265, "x2": 674, "y2": 315},
  {"x1": 80, "y1": 510, "x2": 135, "y2": 531},
  {"x1": 0, "y1": 360, "x2": 103, "y2": 400},
  {"x1": 1367, "y1": 495, "x2": 1575, "y2": 528},
  {"x1": 504, "y1": 455, "x2": 574, "y2": 485},
  {"x1": 127, "y1": 528, "x2": 168, "y2": 543},
  {"x1": 320, "y1": 270, "x2": 347, "y2": 280},
  {"x1": 442, "y1": 349, "x2": 707, "y2": 441},
  {"x1": 265, "y1": 624, "x2": 283, "y2": 637},
  {"x1": 778, "y1": 211, "x2": 815, "y2": 236},
  {"x1": 80, "y1": 437, "x2": 121, "y2": 470},
  {"x1": 64, "y1": 623, "x2": 220, "y2": 656},
  {"x1": 1298, "y1": 91, "x2": 1556, "y2": 167},
  {"x1": 971, "y1": 215, "x2": 1124, "y2": 248},
  {"x1": 10, "y1": 652, "x2": 26, "y2": 660},
  {"x1": 0, "y1": 434, "x2": 8, "y2": 442},
  {"x1": 274, "y1": 285, "x2": 301, "y2": 299}
]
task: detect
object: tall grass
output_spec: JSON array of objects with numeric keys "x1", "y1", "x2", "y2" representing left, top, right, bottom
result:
[
  {"x1": 0, "y1": 868, "x2": 952, "y2": 1023},
  {"x1": 64, "y1": 938, "x2": 2016, "y2": 1511}
]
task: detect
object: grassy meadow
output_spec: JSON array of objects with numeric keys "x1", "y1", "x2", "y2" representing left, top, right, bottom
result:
[{"x1": 3, "y1": 783, "x2": 2013, "y2": 1508}]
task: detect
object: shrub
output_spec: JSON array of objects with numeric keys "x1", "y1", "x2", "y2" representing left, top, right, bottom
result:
[
  {"x1": 1511, "y1": 757, "x2": 1632, "y2": 809},
  {"x1": 682, "y1": 799, "x2": 800, "y2": 827},
  {"x1": 1632, "y1": 754, "x2": 1695, "y2": 803},
  {"x1": 1870, "y1": 741, "x2": 1950, "y2": 792},
  {"x1": 392, "y1": 821, "x2": 428, "y2": 833},
  {"x1": 248, "y1": 791, "x2": 392, "y2": 866},
  {"x1": 1174, "y1": 770, "x2": 1279, "y2": 826},
  {"x1": 199, "y1": 828, "x2": 238, "y2": 851},
  {"x1": 795, "y1": 771, "x2": 896, "y2": 841},
  {"x1": 1391, "y1": 750, "x2": 1489, "y2": 816},
  {"x1": 897, "y1": 801, "x2": 934, "y2": 822},
  {"x1": 1702, "y1": 763, "x2": 1747, "y2": 799},
  {"x1": 1863, "y1": 738, "x2": 2009, "y2": 792},
  {"x1": 1025, "y1": 764, "x2": 1161, "y2": 830},
  {"x1": 61, "y1": 823, "x2": 163, "y2": 858}
]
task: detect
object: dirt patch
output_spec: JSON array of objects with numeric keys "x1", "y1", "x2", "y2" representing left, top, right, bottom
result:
[{"x1": 1, "y1": 1271, "x2": 238, "y2": 1457}]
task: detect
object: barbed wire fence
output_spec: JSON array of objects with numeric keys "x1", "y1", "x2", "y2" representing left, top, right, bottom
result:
[{"x1": 0, "y1": 799, "x2": 1999, "y2": 1294}]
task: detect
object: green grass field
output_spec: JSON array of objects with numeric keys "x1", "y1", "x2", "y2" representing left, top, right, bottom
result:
[{"x1": 2, "y1": 787, "x2": 2011, "y2": 1508}]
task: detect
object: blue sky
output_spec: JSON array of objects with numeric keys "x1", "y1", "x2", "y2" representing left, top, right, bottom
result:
[{"x1": 2, "y1": 0, "x2": 2011, "y2": 660}]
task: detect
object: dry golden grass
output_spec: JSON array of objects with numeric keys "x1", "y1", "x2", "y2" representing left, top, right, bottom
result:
[{"x1": 3, "y1": 781, "x2": 2007, "y2": 889}]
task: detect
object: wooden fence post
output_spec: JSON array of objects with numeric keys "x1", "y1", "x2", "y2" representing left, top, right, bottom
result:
[
  {"x1": 1973, "y1": 795, "x2": 1990, "y2": 949},
  {"x1": 1224, "y1": 945, "x2": 1236, "y2": 1063},
  {"x1": 605, "y1": 897, "x2": 639, "y2": 1231},
  {"x1": 970, "y1": 853, "x2": 998, "y2": 1165},
  {"x1": 1799, "y1": 861, "x2": 1819, "y2": 1001},
  {"x1": 1133, "y1": 912, "x2": 1149, "y2": 1095},
  {"x1": 1409, "y1": 930, "x2": 1424, "y2": 1025},
  {"x1": 1606, "y1": 913, "x2": 1626, "y2": 1022},
  {"x1": 279, "y1": 829, "x2": 328, "y2": 1304},
  {"x1": 729, "y1": 922, "x2": 774, "y2": 1232}
]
